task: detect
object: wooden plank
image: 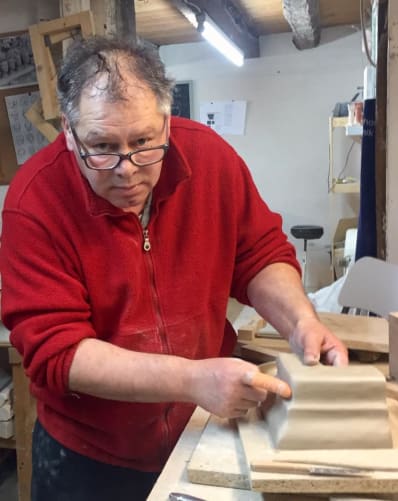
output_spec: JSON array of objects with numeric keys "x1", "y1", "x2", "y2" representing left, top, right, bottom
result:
[
  {"x1": 148, "y1": 407, "x2": 262, "y2": 500},
  {"x1": 244, "y1": 337, "x2": 290, "y2": 351},
  {"x1": 253, "y1": 313, "x2": 389, "y2": 354},
  {"x1": 60, "y1": 0, "x2": 106, "y2": 35},
  {"x1": 28, "y1": 23, "x2": 59, "y2": 121},
  {"x1": 104, "y1": 0, "x2": 136, "y2": 42},
  {"x1": 237, "y1": 316, "x2": 266, "y2": 342},
  {"x1": 29, "y1": 11, "x2": 95, "y2": 120},
  {"x1": 318, "y1": 312, "x2": 388, "y2": 353},
  {"x1": 240, "y1": 344, "x2": 290, "y2": 364},
  {"x1": 375, "y1": 0, "x2": 388, "y2": 260},
  {"x1": 25, "y1": 99, "x2": 60, "y2": 143},
  {"x1": 0, "y1": 436, "x2": 16, "y2": 449},
  {"x1": 9, "y1": 346, "x2": 36, "y2": 501},
  {"x1": 187, "y1": 415, "x2": 251, "y2": 490},
  {"x1": 35, "y1": 11, "x2": 94, "y2": 36},
  {"x1": 238, "y1": 312, "x2": 388, "y2": 359}
]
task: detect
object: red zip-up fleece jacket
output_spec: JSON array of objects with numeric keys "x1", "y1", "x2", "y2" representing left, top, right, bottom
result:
[{"x1": 0, "y1": 116, "x2": 300, "y2": 471}]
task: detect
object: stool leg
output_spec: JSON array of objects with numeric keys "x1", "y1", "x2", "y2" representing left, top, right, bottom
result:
[{"x1": 302, "y1": 239, "x2": 308, "y2": 290}]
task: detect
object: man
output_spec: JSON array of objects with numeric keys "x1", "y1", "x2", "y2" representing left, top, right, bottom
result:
[{"x1": 0, "y1": 37, "x2": 347, "y2": 500}]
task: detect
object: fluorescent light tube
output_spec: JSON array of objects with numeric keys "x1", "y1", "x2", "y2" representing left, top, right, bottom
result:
[
  {"x1": 201, "y1": 16, "x2": 244, "y2": 67},
  {"x1": 186, "y1": 10, "x2": 244, "y2": 67}
]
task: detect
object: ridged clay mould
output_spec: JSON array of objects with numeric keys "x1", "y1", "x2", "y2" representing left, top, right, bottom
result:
[{"x1": 266, "y1": 352, "x2": 393, "y2": 450}]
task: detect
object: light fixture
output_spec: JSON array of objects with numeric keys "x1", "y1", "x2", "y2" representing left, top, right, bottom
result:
[{"x1": 186, "y1": 10, "x2": 244, "y2": 67}]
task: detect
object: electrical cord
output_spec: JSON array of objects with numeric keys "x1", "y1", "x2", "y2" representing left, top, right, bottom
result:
[
  {"x1": 181, "y1": 0, "x2": 202, "y2": 15},
  {"x1": 337, "y1": 140, "x2": 356, "y2": 179},
  {"x1": 328, "y1": 139, "x2": 357, "y2": 193}
]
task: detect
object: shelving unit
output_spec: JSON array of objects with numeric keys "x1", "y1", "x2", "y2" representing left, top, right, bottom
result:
[
  {"x1": 328, "y1": 115, "x2": 362, "y2": 281},
  {"x1": 328, "y1": 116, "x2": 362, "y2": 193}
]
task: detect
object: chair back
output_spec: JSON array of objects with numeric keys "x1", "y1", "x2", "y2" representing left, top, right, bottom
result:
[{"x1": 338, "y1": 256, "x2": 398, "y2": 318}]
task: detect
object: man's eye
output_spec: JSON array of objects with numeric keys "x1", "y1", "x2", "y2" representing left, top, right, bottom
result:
[
  {"x1": 93, "y1": 143, "x2": 110, "y2": 151},
  {"x1": 136, "y1": 138, "x2": 148, "y2": 147}
]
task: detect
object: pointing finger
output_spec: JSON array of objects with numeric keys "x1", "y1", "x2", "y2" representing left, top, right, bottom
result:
[{"x1": 243, "y1": 371, "x2": 292, "y2": 399}]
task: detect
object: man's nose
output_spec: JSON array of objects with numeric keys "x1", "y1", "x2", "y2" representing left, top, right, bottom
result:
[{"x1": 115, "y1": 155, "x2": 139, "y2": 175}]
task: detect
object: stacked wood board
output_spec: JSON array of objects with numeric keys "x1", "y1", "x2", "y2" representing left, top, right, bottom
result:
[{"x1": 236, "y1": 312, "x2": 389, "y2": 364}]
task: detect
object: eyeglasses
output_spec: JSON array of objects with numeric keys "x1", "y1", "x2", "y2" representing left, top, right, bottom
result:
[{"x1": 70, "y1": 119, "x2": 169, "y2": 171}]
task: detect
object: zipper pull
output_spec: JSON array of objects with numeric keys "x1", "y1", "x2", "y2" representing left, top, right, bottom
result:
[{"x1": 143, "y1": 229, "x2": 151, "y2": 251}]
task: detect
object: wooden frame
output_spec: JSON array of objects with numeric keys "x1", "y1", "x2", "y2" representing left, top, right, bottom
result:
[{"x1": 29, "y1": 11, "x2": 95, "y2": 120}]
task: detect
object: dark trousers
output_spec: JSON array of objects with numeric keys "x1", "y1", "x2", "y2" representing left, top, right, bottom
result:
[{"x1": 31, "y1": 420, "x2": 159, "y2": 501}]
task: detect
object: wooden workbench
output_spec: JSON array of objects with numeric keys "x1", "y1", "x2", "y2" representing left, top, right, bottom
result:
[{"x1": 0, "y1": 323, "x2": 35, "y2": 501}]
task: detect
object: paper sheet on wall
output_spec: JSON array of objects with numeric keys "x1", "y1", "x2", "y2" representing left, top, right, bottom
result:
[
  {"x1": 5, "y1": 91, "x2": 49, "y2": 165},
  {"x1": 199, "y1": 100, "x2": 247, "y2": 135}
]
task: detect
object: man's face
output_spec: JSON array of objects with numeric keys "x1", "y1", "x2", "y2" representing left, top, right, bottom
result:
[{"x1": 63, "y1": 78, "x2": 169, "y2": 215}]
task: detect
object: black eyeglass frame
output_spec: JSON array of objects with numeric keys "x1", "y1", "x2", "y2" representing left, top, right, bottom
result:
[{"x1": 70, "y1": 119, "x2": 169, "y2": 171}]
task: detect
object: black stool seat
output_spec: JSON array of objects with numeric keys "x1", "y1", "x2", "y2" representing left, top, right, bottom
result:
[
  {"x1": 291, "y1": 225, "x2": 324, "y2": 241},
  {"x1": 290, "y1": 225, "x2": 324, "y2": 288}
]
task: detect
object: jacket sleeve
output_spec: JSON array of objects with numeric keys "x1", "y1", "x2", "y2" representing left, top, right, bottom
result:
[
  {"x1": 0, "y1": 209, "x2": 96, "y2": 395},
  {"x1": 229, "y1": 156, "x2": 301, "y2": 304}
]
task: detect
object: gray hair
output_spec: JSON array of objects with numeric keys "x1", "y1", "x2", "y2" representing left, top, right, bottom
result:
[{"x1": 57, "y1": 36, "x2": 175, "y2": 126}]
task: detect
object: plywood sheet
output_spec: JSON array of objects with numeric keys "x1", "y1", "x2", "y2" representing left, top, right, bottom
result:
[
  {"x1": 237, "y1": 400, "x2": 398, "y2": 493},
  {"x1": 148, "y1": 407, "x2": 263, "y2": 501},
  {"x1": 318, "y1": 313, "x2": 388, "y2": 353},
  {"x1": 253, "y1": 313, "x2": 388, "y2": 354},
  {"x1": 187, "y1": 414, "x2": 329, "y2": 500},
  {"x1": 188, "y1": 399, "x2": 398, "y2": 495},
  {"x1": 187, "y1": 415, "x2": 251, "y2": 490}
]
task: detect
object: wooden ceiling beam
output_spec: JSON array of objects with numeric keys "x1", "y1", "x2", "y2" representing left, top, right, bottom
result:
[
  {"x1": 61, "y1": 0, "x2": 136, "y2": 41},
  {"x1": 282, "y1": 0, "x2": 320, "y2": 50},
  {"x1": 170, "y1": 0, "x2": 259, "y2": 59}
]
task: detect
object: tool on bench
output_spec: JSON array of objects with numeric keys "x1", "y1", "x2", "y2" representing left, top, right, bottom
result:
[
  {"x1": 251, "y1": 459, "x2": 398, "y2": 477},
  {"x1": 169, "y1": 493, "x2": 207, "y2": 501},
  {"x1": 251, "y1": 460, "x2": 369, "y2": 477}
]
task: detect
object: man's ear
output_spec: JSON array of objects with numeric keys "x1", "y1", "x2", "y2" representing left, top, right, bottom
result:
[{"x1": 61, "y1": 115, "x2": 74, "y2": 151}]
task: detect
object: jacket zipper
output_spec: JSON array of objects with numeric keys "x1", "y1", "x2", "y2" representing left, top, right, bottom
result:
[
  {"x1": 143, "y1": 229, "x2": 151, "y2": 251},
  {"x1": 141, "y1": 225, "x2": 171, "y2": 457}
]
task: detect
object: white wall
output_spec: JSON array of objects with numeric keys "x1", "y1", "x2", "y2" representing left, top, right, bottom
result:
[{"x1": 160, "y1": 26, "x2": 365, "y2": 290}]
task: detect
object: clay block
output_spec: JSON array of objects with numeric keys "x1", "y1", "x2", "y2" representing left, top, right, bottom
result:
[{"x1": 266, "y1": 353, "x2": 392, "y2": 450}]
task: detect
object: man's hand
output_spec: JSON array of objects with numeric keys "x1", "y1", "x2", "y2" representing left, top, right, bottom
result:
[
  {"x1": 189, "y1": 358, "x2": 290, "y2": 419},
  {"x1": 289, "y1": 316, "x2": 348, "y2": 366},
  {"x1": 247, "y1": 264, "x2": 348, "y2": 368}
]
